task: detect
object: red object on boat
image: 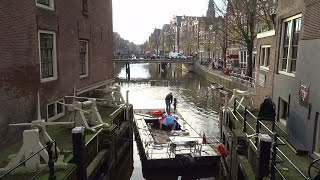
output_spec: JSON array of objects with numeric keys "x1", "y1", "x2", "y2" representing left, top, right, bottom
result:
[
  {"x1": 151, "y1": 110, "x2": 164, "y2": 116},
  {"x1": 217, "y1": 144, "x2": 229, "y2": 157}
]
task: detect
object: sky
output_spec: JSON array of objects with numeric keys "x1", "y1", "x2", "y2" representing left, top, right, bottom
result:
[{"x1": 112, "y1": 0, "x2": 210, "y2": 45}]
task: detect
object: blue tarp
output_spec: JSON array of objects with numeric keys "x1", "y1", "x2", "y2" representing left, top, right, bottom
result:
[{"x1": 162, "y1": 116, "x2": 176, "y2": 126}]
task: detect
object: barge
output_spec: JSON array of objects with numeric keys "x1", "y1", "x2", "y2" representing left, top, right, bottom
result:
[{"x1": 133, "y1": 109, "x2": 221, "y2": 172}]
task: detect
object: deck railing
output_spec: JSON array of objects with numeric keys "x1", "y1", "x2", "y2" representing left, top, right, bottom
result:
[
  {"x1": 0, "y1": 141, "x2": 57, "y2": 180},
  {"x1": 230, "y1": 98, "x2": 312, "y2": 180}
]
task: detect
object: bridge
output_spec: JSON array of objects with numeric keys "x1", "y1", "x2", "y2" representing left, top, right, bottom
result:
[{"x1": 113, "y1": 59, "x2": 195, "y2": 64}]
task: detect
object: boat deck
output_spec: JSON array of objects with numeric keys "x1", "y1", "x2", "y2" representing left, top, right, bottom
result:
[{"x1": 134, "y1": 109, "x2": 220, "y2": 162}]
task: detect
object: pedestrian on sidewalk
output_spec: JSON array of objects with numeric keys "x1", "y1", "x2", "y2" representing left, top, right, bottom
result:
[
  {"x1": 165, "y1": 92, "x2": 173, "y2": 114},
  {"x1": 173, "y1": 98, "x2": 177, "y2": 112}
]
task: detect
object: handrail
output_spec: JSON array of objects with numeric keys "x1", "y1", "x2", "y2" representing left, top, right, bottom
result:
[
  {"x1": 228, "y1": 107, "x2": 240, "y2": 122},
  {"x1": 276, "y1": 147, "x2": 308, "y2": 179},
  {"x1": 235, "y1": 99, "x2": 285, "y2": 145},
  {"x1": 0, "y1": 141, "x2": 56, "y2": 180},
  {"x1": 274, "y1": 166, "x2": 287, "y2": 180},
  {"x1": 30, "y1": 165, "x2": 48, "y2": 180},
  {"x1": 232, "y1": 99, "x2": 308, "y2": 179},
  {"x1": 245, "y1": 121, "x2": 256, "y2": 132}
]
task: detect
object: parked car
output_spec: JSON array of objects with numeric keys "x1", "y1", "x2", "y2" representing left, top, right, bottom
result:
[
  {"x1": 168, "y1": 52, "x2": 187, "y2": 60},
  {"x1": 139, "y1": 57, "x2": 145, "y2": 60}
]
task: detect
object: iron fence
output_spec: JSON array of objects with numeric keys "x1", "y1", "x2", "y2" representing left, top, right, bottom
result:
[
  {"x1": 0, "y1": 141, "x2": 57, "y2": 180},
  {"x1": 229, "y1": 98, "x2": 314, "y2": 180}
]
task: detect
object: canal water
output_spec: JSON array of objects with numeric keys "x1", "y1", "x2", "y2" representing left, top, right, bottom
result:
[{"x1": 114, "y1": 63, "x2": 222, "y2": 180}]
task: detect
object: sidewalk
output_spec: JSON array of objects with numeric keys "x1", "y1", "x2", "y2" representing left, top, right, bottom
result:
[{"x1": 194, "y1": 62, "x2": 252, "y2": 92}]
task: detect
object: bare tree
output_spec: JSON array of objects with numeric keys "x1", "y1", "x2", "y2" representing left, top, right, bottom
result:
[{"x1": 212, "y1": 0, "x2": 276, "y2": 77}]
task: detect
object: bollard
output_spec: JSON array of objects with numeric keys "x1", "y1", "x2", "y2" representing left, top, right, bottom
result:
[
  {"x1": 256, "y1": 134, "x2": 272, "y2": 180},
  {"x1": 243, "y1": 107, "x2": 247, "y2": 132},
  {"x1": 46, "y1": 141, "x2": 56, "y2": 180},
  {"x1": 269, "y1": 133, "x2": 278, "y2": 180},
  {"x1": 72, "y1": 127, "x2": 87, "y2": 180},
  {"x1": 233, "y1": 98, "x2": 237, "y2": 113}
]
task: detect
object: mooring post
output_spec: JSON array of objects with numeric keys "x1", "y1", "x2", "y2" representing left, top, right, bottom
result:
[
  {"x1": 269, "y1": 133, "x2": 278, "y2": 180},
  {"x1": 72, "y1": 127, "x2": 87, "y2": 180},
  {"x1": 243, "y1": 107, "x2": 247, "y2": 132},
  {"x1": 256, "y1": 134, "x2": 272, "y2": 180},
  {"x1": 126, "y1": 90, "x2": 130, "y2": 121},
  {"x1": 47, "y1": 141, "x2": 56, "y2": 180}
]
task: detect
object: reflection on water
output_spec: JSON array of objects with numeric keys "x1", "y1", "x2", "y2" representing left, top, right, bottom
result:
[{"x1": 114, "y1": 63, "x2": 222, "y2": 180}]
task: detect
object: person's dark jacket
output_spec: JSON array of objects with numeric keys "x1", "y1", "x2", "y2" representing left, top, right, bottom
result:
[
  {"x1": 165, "y1": 94, "x2": 173, "y2": 103},
  {"x1": 258, "y1": 97, "x2": 276, "y2": 121}
]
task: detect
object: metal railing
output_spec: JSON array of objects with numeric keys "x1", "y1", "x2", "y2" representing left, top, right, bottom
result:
[
  {"x1": 229, "y1": 72, "x2": 255, "y2": 88},
  {"x1": 0, "y1": 141, "x2": 57, "y2": 180},
  {"x1": 230, "y1": 98, "x2": 311, "y2": 180}
]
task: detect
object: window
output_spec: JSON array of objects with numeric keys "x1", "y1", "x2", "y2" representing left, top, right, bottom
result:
[
  {"x1": 279, "y1": 98, "x2": 288, "y2": 125},
  {"x1": 260, "y1": 45, "x2": 271, "y2": 69},
  {"x1": 239, "y1": 50, "x2": 248, "y2": 69},
  {"x1": 39, "y1": 30, "x2": 57, "y2": 82},
  {"x1": 47, "y1": 99, "x2": 65, "y2": 121},
  {"x1": 79, "y1": 40, "x2": 89, "y2": 77},
  {"x1": 36, "y1": 0, "x2": 54, "y2": 10},
  {"x1": 279, "y1": 14, "x2": 302, "y2": 75},
  {"x1": 82, "y1": 0, "x2": 88, "y2": 15}
]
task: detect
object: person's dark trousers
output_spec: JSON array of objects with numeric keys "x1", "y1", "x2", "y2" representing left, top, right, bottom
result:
[{"x1": 166, "y1": 100, "x2": 171, "y2": 114}]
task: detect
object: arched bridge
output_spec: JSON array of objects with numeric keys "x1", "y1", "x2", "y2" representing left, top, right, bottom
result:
[{"x1": 114, "y1": 59, "x2": 195, "y2": 64}]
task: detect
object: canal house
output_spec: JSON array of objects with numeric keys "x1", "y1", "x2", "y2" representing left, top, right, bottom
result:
[
  {"x1": 272, "y1": 0, "x2": 320, "y2": 157},
  {"x1": 0, "y1": 0, "x2": 114, "y2": 147},
  {"x1": 0, "y1": 0, "x2": 136, "y2": 179}
]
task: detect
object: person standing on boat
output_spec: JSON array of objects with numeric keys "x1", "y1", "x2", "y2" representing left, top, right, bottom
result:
[
  {"x1": 173, "y1": 98, "x2": 177, "y2": 112},
  {"x1": 165, "y1": 92, "x2": 173, "y2": 114}
]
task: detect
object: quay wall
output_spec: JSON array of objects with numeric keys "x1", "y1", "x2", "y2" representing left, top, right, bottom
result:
[{"x1": 193, "y1": 62, "x2": 248, "y2": 92}]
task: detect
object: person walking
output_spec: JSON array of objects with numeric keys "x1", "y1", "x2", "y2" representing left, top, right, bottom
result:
[
  {"x1": 173, "y1": 98, "x2": 177, "y2": 112},
  {"x1": 165, "y1": 92, "x2": 173, "y2": 114}
]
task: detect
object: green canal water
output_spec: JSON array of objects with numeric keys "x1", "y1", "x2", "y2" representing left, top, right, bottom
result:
[{"x1": 114, "y1": 63, "x2": 222, "y2": 180}]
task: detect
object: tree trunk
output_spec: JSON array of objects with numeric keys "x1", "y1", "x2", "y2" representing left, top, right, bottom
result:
[
  {"x1": 246, "y1": 41, "x2": 254, "y2": 78},
  {"x1": 222, "y1": 47, "x2": 227, "y2": 68}
]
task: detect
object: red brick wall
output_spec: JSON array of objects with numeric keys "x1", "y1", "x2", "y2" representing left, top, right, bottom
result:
[
  {"x1": 254, "y1": 35, "x2": 277, "y2": 106},
  {"x1": 0, "y1": 0, "x2": 39, "y2": 145},
  {"x1": 0, "y1": 0, "x2": 114, "y2": 146},
  {"x1": 301, "y1": 1, "x2": 320, "y2": 40}
]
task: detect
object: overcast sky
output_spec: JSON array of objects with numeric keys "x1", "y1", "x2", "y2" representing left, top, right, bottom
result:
[{"x1": 113, "y1": 0, "x2": 210, "y2": 45}]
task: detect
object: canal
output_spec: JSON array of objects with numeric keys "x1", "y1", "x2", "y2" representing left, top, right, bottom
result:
[{"x1": 114, "y1": 63, "x2": 222, "y2": 180}]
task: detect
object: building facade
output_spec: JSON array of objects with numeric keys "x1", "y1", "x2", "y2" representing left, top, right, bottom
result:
[
  {"x1": 0, "y1": 0, "x2": 113, "y2": 146},
  {"x1": 272, "y1": 0, "x2": 320, "y2": 156}
]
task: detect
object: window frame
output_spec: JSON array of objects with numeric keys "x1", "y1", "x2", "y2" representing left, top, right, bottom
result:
[
  {"x1": 82, "y1": 0, "x2": 88, "y2": 15},
  {"x1": 279, "y1": 98, "x2": 288, "y2": 126},
  {"x1": 47, "y1": 99, "x2": 65, "y2": 122},
  {"x1": 35, "y1": 0, "x2": 55, "y2": 11},
  {"x1": 260, "y1": 45, "x2": 271, "y2": 71},
  {"x1": 279, "y1": 14, "x2": 302, "y2": 77},
  {"x1": 38, "y1": 30, "x2": 58, "y2": 83},
  {"x1": 79, "y1": 40, "x2": 89, "y2": 78},
  {"x1": 239, "y1": 50, "x2": 248, "y2": 69}
]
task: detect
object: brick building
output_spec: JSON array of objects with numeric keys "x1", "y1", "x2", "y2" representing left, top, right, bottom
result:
[
  {"x1": 0, "y1": 0, "x2": 113, "y2": 146},
  {"x1": 254, "y1": 30, "x2": 276, "y2": 106}
]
